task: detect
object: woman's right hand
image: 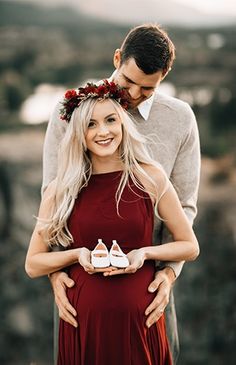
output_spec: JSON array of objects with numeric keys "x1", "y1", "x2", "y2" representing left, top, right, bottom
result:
[
  {"x1": 78, "y1": 247, "x2": 94, "y2": 272},
  {"x1": 78, "y1": 247, "x2": 115, "y2": 274}
]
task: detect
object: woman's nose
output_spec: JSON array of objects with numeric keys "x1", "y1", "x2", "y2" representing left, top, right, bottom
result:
[{"x1": 97, "y1": 123, "x2": 109, "y2": 135}]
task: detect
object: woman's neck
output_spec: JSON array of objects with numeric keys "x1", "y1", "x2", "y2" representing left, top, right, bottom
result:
[{"x1": 91, "y1": 158, "x2": 124, "y2": 175}]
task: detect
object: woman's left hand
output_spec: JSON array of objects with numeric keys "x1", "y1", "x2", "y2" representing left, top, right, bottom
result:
[{"x1": 103, "y1": 248, "x2": 146, "y2": 276}]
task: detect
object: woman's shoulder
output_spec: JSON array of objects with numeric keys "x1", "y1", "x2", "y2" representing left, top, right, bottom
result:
[
  {"x1": 41, "y1": 178, "x2": 58, "y2": 210},
  {"x1": 140, "y1": 163, "x2": 167, "y2": 185},
  {"x1": 137, "y1": 163, "x2": 169, "y2": 202},
  {"x1": 36, "y1": 179, "x2": 57, "y2": 221}
]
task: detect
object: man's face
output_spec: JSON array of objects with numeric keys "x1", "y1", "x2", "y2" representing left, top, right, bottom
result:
[{"x1": 113, "y1": 52, "x2": 165, "y2": 109}]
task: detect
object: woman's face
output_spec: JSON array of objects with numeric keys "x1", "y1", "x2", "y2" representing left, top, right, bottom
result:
[{"x1": 85, "y1": 99, "x2": 123, "y2": 161}]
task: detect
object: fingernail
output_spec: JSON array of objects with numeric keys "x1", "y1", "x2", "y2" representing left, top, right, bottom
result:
[{"x1": 149, "y1": 287, "x2": 155, "y2": 293}]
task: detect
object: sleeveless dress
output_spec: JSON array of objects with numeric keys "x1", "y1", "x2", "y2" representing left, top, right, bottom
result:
[{"x1": 57, "y1": 171, "x2": 172, "y2": 365}]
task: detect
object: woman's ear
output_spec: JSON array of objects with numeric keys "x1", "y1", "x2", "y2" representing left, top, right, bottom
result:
[{"x1": 113, "y1": 49, "x2": 121, "y2": 69}]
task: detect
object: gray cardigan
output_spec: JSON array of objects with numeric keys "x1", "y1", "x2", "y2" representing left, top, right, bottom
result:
[{"x1": 42, "y1": 90, "x2": 201, "y2": 277}]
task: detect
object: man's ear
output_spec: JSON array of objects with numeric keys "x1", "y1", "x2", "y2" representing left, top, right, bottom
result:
[
  {"x1": 161, "y1": 67, "x2": 171, "y2": 81},
  {"x1": 113, "y1": 49, "x2": 121, "y2": 69}
]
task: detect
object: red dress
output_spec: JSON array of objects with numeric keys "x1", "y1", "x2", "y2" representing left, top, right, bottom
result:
[{"x1": 57, "y1": 171, "x2": 172, "y2": 365}]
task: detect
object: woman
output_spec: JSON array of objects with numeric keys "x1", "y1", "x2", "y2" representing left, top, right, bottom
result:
[{"x1": 25, "y1": 80, "x2": 199, "y2": 365}]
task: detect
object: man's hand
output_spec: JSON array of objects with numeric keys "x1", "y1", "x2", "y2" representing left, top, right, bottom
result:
[
  {"x1": 49, "y1": 262, "x2": 116, "y2": 328},
  {"x1": 49, "y1": 271, "x2": 78, "y2": 328},
  {"x1": 145, "y1": 266, "x2": 176, "y2": 328}
]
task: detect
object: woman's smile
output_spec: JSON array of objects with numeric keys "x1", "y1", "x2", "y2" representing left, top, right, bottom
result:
[{"x1": 95, "y1": 138, "x2": 114, "y2": 146}]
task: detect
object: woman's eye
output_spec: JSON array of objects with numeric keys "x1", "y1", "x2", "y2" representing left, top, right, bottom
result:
[
  {"x1": 88, "y1": 121, "x2": 96, "y2": 128},
  {"x1": 107, "y1": 118, "x2": 116, "y2": 123}
]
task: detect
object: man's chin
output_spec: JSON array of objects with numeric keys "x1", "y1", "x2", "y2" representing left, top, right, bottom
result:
[
  {"x1": 128, "y1": 98, "x2": 146, "y2": 109},
  {"x1": 128, "y1": 101, "x2": 140, "y2": 109}
]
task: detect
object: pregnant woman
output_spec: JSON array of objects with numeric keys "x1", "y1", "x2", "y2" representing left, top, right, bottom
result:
[{"x1": 25, "y1": 80, "x2": 199, "y2": 365}]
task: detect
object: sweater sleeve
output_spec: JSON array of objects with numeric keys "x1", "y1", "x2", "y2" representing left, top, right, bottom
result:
[
  {"x1": 41, "y1": 101, "x2": 67, "y2": 195},
  {"x1": 162, "y1": 104, "x2": 201, "y2": 277}
]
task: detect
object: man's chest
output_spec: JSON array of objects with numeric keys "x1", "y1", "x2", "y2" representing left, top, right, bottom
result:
[{"x1": 133, "y1": 113, "x2": 182, "y2": 177}]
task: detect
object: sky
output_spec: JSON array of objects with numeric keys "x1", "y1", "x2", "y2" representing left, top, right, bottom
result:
[
  {"x1": 6, "y1": 0, "x2": 236, "y2": 16},
  {"x1": 174, "y1": 0, "x2": 236, "y2": 15}
]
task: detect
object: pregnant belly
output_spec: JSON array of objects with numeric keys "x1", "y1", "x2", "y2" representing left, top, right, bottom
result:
[{"x1": 67, "y1": 261, "x2": 156, "y2": 317}]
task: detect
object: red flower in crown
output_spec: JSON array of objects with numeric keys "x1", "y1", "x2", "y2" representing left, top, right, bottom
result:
[
  {"x1": 97, "y1": 85, "x2": 106, "y2": 95},
  {"x1": 60, "y1": 80, "x2": 129, "y2": 123},
  {"x1": 65, "y1": 89, "x2": 77, "y2": 99}
]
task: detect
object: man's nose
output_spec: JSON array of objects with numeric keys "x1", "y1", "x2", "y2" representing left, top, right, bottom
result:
[{"x1": 128, "y1": 85, "x2": 141, "y2": 100}]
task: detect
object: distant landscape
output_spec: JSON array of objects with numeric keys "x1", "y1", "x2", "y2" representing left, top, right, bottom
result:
[
  {"x1": 0, "y1": 1, "x2": 236, "y2": 364},
  {"x1": 1, "y1": 1, "x2": 236, "y2": 155}
]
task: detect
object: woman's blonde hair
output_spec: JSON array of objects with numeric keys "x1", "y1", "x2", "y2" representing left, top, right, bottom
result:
[{"x1": 41, "y1": 98, "x2": 168, "y2": 247}]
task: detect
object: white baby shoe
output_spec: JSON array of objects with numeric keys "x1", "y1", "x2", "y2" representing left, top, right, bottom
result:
[
  {"x1": 109, "y1": 240, "x2": 129, "y2": 268},
  {"x1": 91, "y1": 239, "x2": 110, "y2": 268}
]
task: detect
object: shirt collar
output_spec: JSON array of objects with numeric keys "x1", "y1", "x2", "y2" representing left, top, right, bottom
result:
[
  {"x1": 137, "y1": 93, "x2": 154, "y2": 120},
  {"x1": 109, "y1": 71, "x2": 154, "y2": 121}
]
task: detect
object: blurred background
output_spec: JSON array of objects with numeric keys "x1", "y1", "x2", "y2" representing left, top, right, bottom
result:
[{"x1": 0, "y1": 0, "x2": 236, "y2": 364}]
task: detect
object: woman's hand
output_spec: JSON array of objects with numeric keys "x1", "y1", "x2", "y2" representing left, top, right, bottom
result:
[
  {"x1": 125, "y1": 248, "x2": 146, "y2": 273},
  {"x1": 78, "y1": 247, "x2": 116, "y2": 274},
  {"x1": 103, "y1": 248, "x2": 146, "y2": 276},
  {"x1": 78, "y1": 247, "x2": 94, "y2": 272}
]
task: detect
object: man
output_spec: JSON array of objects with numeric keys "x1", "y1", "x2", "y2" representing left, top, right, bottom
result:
[{"x1": 43, "y1": 24, "x2": 200, "y2": 364}]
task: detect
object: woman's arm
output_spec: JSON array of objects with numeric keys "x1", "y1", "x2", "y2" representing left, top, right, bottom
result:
[
  {"x1": 139, "y1": 164, "x2": 199, "y2": 263},
  {"x1": 25, "y1": 181, "x2": 87, "y2": 278},
  {"x1": 143, "y1": 181, "x2": 199, "y2": 262},
  {"x1": 119, "y1": 181, "x2": 199, "y2": 276},
  {"x1": 105, "y1": 166, "x2": 199, "y2": 277},
  {"x1": 25, "y1": 234, "x2": 81, "y2": 278},
  {"x1": 25, "y1": 181, "x2": 115, "y2": 278}
]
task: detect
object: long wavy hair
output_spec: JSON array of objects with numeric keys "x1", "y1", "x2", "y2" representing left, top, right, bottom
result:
[{"x1": 41, "y1": 98, "x2": 168, "y2": 247}]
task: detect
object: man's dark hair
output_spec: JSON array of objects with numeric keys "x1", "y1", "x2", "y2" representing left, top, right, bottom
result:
[{"x1": 120, "y1": 24, "x2": 175, "y2": 74}]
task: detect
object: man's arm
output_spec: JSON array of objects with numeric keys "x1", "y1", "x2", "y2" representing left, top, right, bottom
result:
[
  {"x1": 162, "y1": 104, "x2": 201, "y2": 277},
  {"x1": 42, "y1": 101, "x2": 76, "y2": 326},
  {"x1": 42, "y1": 101, "x2": 67, "y2": 194},
  {"x1": 145, "y1": 104, "x2": 201, "y2": 328}
]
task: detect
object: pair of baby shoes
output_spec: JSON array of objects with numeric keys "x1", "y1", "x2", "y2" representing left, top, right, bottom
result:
[{"x1": 91, "y1": 239, "x2": 129, "y2": 268}]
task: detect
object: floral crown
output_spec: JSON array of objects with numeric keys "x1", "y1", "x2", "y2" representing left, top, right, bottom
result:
[{"x1": 60, "y1": 79, "x2": 129, "y2": 123}]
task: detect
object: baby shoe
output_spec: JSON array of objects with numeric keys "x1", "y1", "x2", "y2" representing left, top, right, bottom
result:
[
  {"x1": 91, "y1": 239, "x2": 110, "y2": 268},
  {"x1": 110, "y1": 240, "x2": 129, "y2": 268}
]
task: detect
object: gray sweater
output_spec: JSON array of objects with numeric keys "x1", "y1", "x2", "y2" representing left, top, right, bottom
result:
[{"x1": 42, "y1": 90, "x2": 200, "y2": 278}]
